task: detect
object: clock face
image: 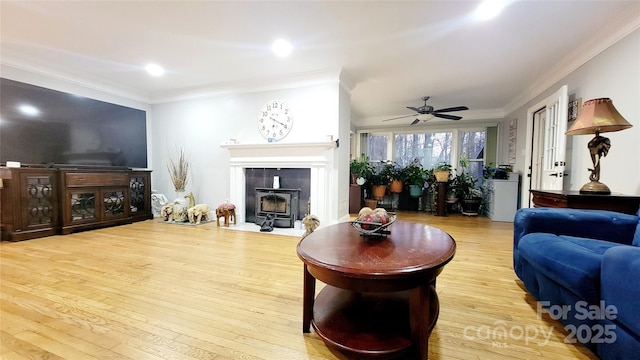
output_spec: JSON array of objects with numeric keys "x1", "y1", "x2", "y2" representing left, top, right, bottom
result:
[{"x1": 258, "y1": 100, "x2": 293, "y2": 141}]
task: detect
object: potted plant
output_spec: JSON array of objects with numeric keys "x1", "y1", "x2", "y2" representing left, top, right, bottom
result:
[
  {"x1": 368, "y1": 162, "x2": 392, "y2": 200},
  {"x1": 403, "y1": 159, "x2": 427, "y2": 198},
  {"x1": 452, "y1": 154, "x2": 482, "y2": 215},
  {"x1": 434, "y1": 163, "x2": 452, "y2": 183},
  {"x1": 349, "y1": 153, "x2": 374, "y2": 185},
  {"x1": 386, "y1": 161, "x2": 404, "y2": 193}
]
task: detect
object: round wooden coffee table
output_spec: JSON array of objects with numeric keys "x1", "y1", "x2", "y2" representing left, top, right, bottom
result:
[{"x1": 296, "y1": 220, "x2": 456, "y2": 360}]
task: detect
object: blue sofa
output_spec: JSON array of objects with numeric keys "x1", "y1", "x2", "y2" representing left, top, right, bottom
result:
[{"x1": 513, "y1": 207, "x2": 640, "y2": 359}]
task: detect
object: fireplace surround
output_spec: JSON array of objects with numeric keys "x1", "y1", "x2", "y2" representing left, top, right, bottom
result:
[{"x1": 222, "y1": 141, "x2": 338, "y2": 227}]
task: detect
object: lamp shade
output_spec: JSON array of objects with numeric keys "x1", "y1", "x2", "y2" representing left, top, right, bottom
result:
[{"x1": 566, "y1": 98, "x2": 632, "y2": 135}]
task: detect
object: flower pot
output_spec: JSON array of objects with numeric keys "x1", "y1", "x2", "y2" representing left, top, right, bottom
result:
[
  {"x1": 461, "y1": 197, "x2": 482, "y2": 216},
  {"x1": 434, "y1": 170, "x2": 450, "y2": 182},
  {"x1": 409, "y1": 184, "x2": 423, "y2": 198},
  {"x1": 364, "y1": 198, "x2": 379, "y2": 209},
  {"x1": 389, "y1": 179, "x2": 403, "y2": 193},
  {"x1": 371, "y1": 185, "x2": 387, "y2": 200}
]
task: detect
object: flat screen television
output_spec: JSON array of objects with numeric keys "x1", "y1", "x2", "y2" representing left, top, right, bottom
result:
[{"x1": 0, "y1": 78, "x2": 147, "y2": 168}]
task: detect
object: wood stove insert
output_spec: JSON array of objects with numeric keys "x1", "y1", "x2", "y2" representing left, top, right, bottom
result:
[{"x1": 255, "y1": 188, "x2": 300, "y2": 228}]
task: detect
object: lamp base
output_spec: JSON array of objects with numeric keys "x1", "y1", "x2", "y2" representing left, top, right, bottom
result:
[{"x1": 579, "y1": 181, "x2": 611, "y2": 195}]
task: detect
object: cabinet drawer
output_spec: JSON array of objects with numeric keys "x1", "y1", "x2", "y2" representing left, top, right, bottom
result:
[
  {"x1": 66, "y1": 173, "x2": 129, "y2": 187},
  {"x1": 532, "y1": 193, "x2": 568, "y2": 208}
]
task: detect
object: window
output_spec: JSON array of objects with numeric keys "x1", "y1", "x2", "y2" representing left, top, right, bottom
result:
[
  {"x1": 367, "y1": 134, "x2": 388, "y2": 163},
  {"x1": 459, "y1": 130, "x2": 486, "y2": 185},
  {"x1": 360, "y1": 128, "x2": 486, "y2": 180},
  {"x1": 393, "y1": 132, "x2": 453, "y2": 168}
]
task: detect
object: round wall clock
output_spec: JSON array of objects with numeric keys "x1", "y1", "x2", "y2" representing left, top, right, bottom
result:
[{"x1": 258, "y1": 100, "x2": 293, "y2": 141}]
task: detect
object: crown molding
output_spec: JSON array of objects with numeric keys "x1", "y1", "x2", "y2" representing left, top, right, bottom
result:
[
  {"x1": 503, "y1": 2, "x2": 640, "y2": 115},
  {"x1": 0, "y1": 62, "x2": 151, "y2": 104},
  {"x1": 339, "y1": 69, "x2": 355, "y2": 94},
  {"x1": 148, "y1": 68, "x2": 345, "y2": 104},
  {"x1": 1, "y1": 61, "x2": 347, "y2": 106}
]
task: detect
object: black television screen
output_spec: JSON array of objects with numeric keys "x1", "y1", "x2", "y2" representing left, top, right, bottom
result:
[{"x1": 0, "y1": 78, "x2": 147, "y2": 168}]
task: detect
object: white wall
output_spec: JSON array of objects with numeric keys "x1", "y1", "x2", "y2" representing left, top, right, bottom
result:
[
  {"x1": 337, "y1": 83, "x2": 352, "y2": 220},
  {"x1": 505, "y1": 28, "x2": 640, "y2": 195},
  {"x1": 151, "y1": 83, "x2": 344, "y2": 210}
]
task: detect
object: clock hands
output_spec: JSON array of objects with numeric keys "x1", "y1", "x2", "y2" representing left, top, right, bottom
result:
[{"x1": 270, "y1": 117, "x2": 287, "y2": 127}]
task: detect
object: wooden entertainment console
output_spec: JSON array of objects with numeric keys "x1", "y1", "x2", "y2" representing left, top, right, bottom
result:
[{"x1": 0, "y1": 167, "x2": 153, "y2": 241}]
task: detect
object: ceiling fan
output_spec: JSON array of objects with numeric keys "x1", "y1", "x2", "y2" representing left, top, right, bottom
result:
[{"x1": 382, "y1": 96, "x2": 469, "y2": 125}]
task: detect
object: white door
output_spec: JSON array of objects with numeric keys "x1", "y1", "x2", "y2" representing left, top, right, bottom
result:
[
  {"x1": 522, "y1": 85, "x2": 569, "y2": 206},
  {"x1": 530, "y1": 108, "x2": 545, "y2": 191},
  {"x1": 540, "y1": 86, "x2": 568, "y2": 190}
]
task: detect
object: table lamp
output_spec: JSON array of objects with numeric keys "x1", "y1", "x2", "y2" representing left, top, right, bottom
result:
[{"x1": 565, "y1": 98, "x2": 632, "y2": 194}]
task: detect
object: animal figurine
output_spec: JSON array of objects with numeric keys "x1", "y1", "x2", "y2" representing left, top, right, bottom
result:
[
  {"x1": 188, "y1": 204, "x2": 210, "y2": 224},
  {"x1": 302, "y1": 214, "x2": 320, "y2": 238},
  {"x1": 260, "y1": 213, "x2": 275, "y2": 232},
  {"x1": 184, "y1": 192, "x2": 196, "y2": 208},
  {"x1": 216, "y1": 202, "x2": 236, "y2": 227},
  {"x1": 161, "y1": 204, "x2": 174, "y2": 221}
]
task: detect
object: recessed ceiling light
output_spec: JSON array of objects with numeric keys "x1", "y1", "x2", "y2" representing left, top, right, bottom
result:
[
  {"x1": 145, "y1": 63, "x2": 165, "y2": 76},
  {"x1": 272, "y1": 39, "x2": 293, "y2": 57},
  {"x1": 18, "y1": 104, "x2": 40, "y2": 116},
  {"x1": 474, "y1": 0, "x2": 506, "y2": 21}
]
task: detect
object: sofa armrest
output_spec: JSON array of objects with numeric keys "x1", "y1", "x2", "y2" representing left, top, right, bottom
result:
[
  {"x1": 601, "y1": 246, "x2": 640, "y2": 338},
  {"x1": 514, "y1": 208, "x2": 638, "y2": 248}
]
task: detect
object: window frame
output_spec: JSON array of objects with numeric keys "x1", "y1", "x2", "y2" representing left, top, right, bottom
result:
[{"x1": 357, "y1": 126, "x2": 488, "y2": 172}]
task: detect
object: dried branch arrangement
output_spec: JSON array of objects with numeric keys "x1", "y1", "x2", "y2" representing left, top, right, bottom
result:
[{"x1": 167, "y1": 147, "x2": 189, "y2": 192}]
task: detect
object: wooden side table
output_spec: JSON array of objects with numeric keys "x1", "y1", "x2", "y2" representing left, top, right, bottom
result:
[
  {"x1": 531, "y1": 189, "x2": 640, "y2": 215},
  {"x1": 297, "y1": 221, "x2": 456, "y2": 360}
]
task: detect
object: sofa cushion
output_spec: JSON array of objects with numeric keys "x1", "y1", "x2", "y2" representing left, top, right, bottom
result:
[
  {"x1": 518, "y1": 233, "x2": 621, "y2": 303},
  {"x1": 601, "y1": 246, "x2": 640, "y2": 337},
  {"x1": 633, "y1": 217, "x2": 640, "y2": 247}
]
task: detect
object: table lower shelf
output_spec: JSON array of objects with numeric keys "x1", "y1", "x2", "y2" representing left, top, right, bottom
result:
[{"x1": 312, "y1": 285, "x2": 439, "y2": 359}]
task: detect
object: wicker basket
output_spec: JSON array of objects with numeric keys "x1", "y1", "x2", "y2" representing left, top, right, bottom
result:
[{"x1": 434, "y1": 170, "x2": 450, "y2": 182}]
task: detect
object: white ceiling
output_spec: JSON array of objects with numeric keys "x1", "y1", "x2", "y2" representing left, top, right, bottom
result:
[{"x1": 1, "y1": 1, "x2": 639, "y2": 129}]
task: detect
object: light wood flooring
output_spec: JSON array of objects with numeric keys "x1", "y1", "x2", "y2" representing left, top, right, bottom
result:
[{"x1": 1, "y1": 212, "x2": 599, "y2": 359}]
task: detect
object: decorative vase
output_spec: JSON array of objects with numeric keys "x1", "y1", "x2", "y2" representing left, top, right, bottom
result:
[{"x1": 173, "y1": 190, "x2": 189, "y2": 222}]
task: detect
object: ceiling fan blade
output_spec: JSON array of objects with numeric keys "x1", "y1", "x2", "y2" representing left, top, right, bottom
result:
[
  {"x1": 410, "y1": 118, "x2": 420, "y2": 125},
  {"x1": 382, "y1": 114, "x2": 415, "y2": 122},
  {"x1": 433, "y1": 106, "x2": 469, "y2": 113},
  {"x1": 406, "y1": 106, "x2": 422, "y2": 113},
  {"x1": 433, "y1": 113, "x2": 462, "y2": 121}
]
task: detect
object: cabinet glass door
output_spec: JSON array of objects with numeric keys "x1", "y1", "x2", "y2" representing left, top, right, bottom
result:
[
  {"x1": 70, "y1": 191, "x2": 96, "y2": 222},
  {"x1": 102, "y1": 190, "x2": 126, "y2": 219},
  {"x1": 129, "y1": 175, "x2": 146, "y2": 214}
]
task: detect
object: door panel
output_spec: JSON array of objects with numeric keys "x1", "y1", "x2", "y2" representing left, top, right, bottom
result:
[
  {"x1": 540, "y1": 86, "x2": 568, "y2": 190},
  {"x1": 522, "y1": 85, "x2": 569, "y2": 206}
]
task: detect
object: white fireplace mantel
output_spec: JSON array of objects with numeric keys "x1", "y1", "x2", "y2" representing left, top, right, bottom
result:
[{"x1": 221, "y1": 141, "x2": 339, "y2": 227}]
